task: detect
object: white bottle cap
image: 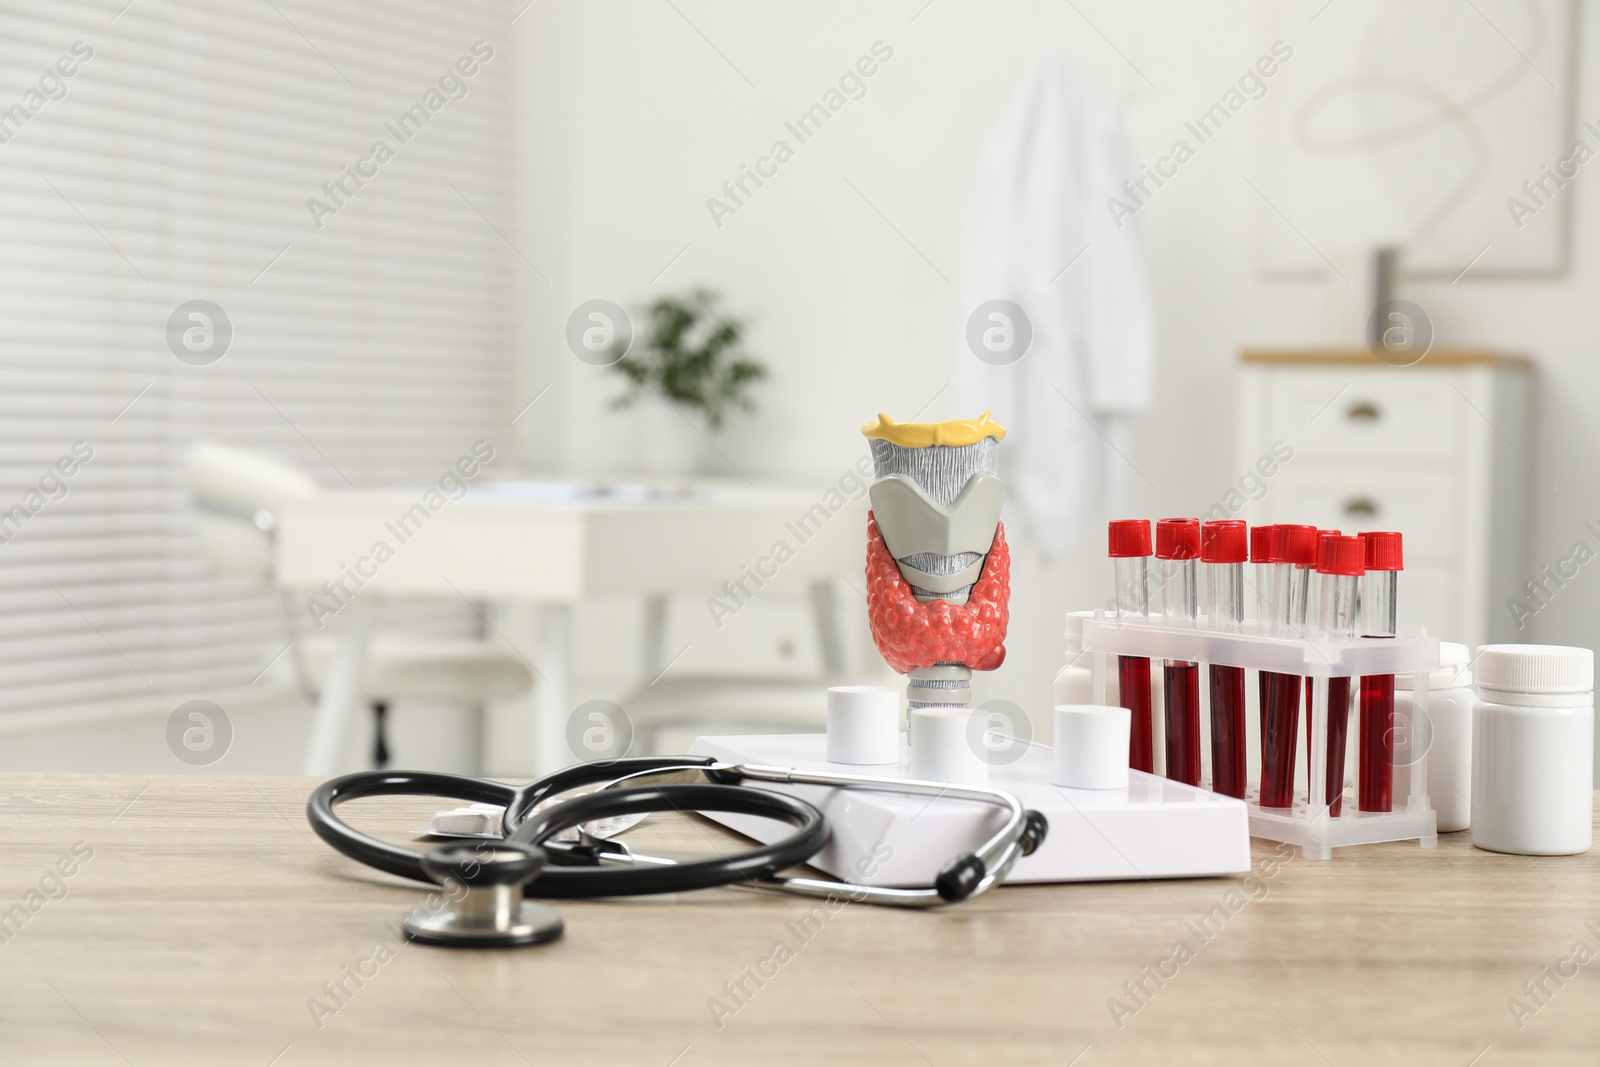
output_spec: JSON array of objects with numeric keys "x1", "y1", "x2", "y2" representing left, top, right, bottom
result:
[
  {"x1": 826, "y1": 685, "x2": 900, "y2": 765},
  {"x1": 1395, "y1": 641, "x2": 1472, "y2": 690},
  {"x1": 1474, "y1": 644, "x2": 1594, "y2": 704},
  {"x1": 908, "y1": 707, "x2": 987, "y2": 786},
  {"x1": 1052, "y1": 704, "x2": 1131, "y2": 789}
]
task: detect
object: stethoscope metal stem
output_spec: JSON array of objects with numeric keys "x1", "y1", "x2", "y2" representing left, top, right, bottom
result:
[{"x1": 459, "y1": 884, "x2": 518, "y2": 928}]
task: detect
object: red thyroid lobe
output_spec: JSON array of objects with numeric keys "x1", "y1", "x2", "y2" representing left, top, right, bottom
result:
[{"x1": 864, "y1": 513, "x2": 1010, "y2": 674}]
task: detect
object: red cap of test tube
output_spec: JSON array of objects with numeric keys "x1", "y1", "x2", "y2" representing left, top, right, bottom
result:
[
  {"x1": 1155, "y1": 518, "x2": 1201, "y2": 560},
  {"x1": 1361, "y1": 531, "x2": 1404, "y2": 571},
  {"x1": 1108, "y1": 519, "x2": 1152, "y2": 558},
  {"x1": 1249, "y1": 524, "x2": 1276, "y2": 563},
  {"x1": 1200, "y1": 520, "x2": 1248, "y2": 563},
  {"x1": 1315, "y1": 534, "x2": 1367, "y2": 576},
  {"x1": 1277, "y1": 524, "x2": 1319, "y2": 567}
]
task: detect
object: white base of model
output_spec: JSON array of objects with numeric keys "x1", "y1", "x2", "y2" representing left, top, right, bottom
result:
[
  {"x1": 907, "y1": 707, "x2": 988, "y2": 786},
  {"x1": 689, "y1": 732, "x2": 1251, "y2": 887},
  {"x1": 824, "y1": 685, "x2": 900, "y2": 765}
]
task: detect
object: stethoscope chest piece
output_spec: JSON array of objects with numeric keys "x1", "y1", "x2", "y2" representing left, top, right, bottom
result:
[{"x1": 403, "y1": 841, "x2": 564, "y2": 949}]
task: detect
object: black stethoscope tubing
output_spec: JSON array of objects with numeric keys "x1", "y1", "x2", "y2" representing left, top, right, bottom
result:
[
  {"x1": 510, "y1": 783, "x2": 824, "y2": 897},
  {"x1": 306, "y1": 757, "x2": 832, "y2": 898}
]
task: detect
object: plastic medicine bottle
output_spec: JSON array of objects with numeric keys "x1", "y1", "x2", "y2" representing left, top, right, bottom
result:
[
  {"x1": 1392, "y1": 642, "x2": 1473, "y2": 832},
  {"x1": 1052, "y1": 611, "x2": 1097, "y2": 708},
  {"x1": 1054, "y1": 610, "x2": 1165, "y2": 763},
  {"x1": 1471, "y1": 644, "x2": 1594, "y2": 856}
]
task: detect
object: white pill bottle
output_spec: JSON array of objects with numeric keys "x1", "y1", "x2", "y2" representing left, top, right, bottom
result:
[
  {"x1": 1393, "y1": 641, "x2": 1474, "y2": 832},
  {"x1": 1052, "y1": 611, "x2": 1097, "y2": 708},
  {"x1": 1471, "y1": 644, "x2": 1594, "y2": 856},
  {"x1": 1053, "y1": 609, "x2": 1165, "y2": 709}
]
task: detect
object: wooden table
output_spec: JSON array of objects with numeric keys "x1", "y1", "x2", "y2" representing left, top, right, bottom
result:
[{"x1": 3, "y1": 773, "x2": 1598, "y2": 1065}]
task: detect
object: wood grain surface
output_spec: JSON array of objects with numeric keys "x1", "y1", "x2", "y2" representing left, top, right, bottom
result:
[{"x1": 0, "y1": 773, "x2": 1596, "y2": 1066}]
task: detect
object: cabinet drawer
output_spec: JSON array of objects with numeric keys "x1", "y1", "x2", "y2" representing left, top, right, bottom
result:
[
  {"x1": 676, "y1": 595, "x2": 820, "y2": 679},
  {"x1": 1267, "y1": 466, "x2": 1459, "y2": 560},
  {"x1": 1263, "y1": 368, "x2": 1466, "y2": 462}
]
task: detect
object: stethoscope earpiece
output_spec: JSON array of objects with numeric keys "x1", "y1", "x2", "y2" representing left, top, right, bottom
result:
[
  {"x1": 402, "y1": 841, "x2": 565, "y2": 948},
  {"x1": 1020, "y1": 810, "x2": 1049, "y2": 855}
]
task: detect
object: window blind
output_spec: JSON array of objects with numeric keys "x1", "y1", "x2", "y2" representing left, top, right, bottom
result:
[{"x1": 0, "y1": 0, "x2": 514, "y2": 717}]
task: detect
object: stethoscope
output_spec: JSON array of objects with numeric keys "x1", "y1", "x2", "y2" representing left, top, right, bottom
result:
[{"x1": 307, "y1": 755, "x2": 1048, "y2": 948}]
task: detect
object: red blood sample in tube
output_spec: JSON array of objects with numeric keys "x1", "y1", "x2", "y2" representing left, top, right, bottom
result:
[
  {"x1": 1156, "y1": 519, "x2": 1202, "y2": 786},
  {"x1": 1358, "y1": 674, "x2": 1395, "y2": 811},
  {"x1": 1120, "y1": 657, "x2": 1154, "y2": 772},
  {"x1": 1164, "y1": 661, "x2": 1202, "y2": 786},
  {"x1": 1315, "y1": 534, "x2": 1364, "y2": 817},
  {"x1": 1325, "y1": 677, "x2": 1353, "y2": 816},
  {"x1": 1210, "y1": 665, "x2": 1248, "y2": 798},
  {"x1": 1358, "y1": 532, "x2": 1403, "y2": 813},
  {"x1": 1260, "y1": 525, "x2": 1316, "y2": 808},
  {"x1": 1109, "y1": 520, "x2": 1155, "y2": 774},
  {"x1": 1250, "y1": 524, "x2": 1276, "y2": 758},
  {"x1": 1303, "y1": 530, "x2": 1341, "y2": 787},
  {"x1": 1260, "y1": 671, "x2": 1300, "y2": 807},
  {"x1": 1203, "y1": 520, "x2": 1248, "y2": 798}
]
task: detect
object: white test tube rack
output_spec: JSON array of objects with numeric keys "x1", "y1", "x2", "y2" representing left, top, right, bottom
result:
[{"x1": 1080, "y1": 612, "x2": 1440, "y2": 860}]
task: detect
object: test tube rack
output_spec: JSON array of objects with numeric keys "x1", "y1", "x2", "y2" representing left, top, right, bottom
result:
[
  {"x1": 1080, "y1": 612, "x2": 1441, "y2": 860},
  {"x1": 688, "y1": 732, "x2": 1252, "y2": 885}
]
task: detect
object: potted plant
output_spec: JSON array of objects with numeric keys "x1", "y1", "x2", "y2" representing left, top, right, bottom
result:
[{"x1": 607, "y1": 289, "x2": 767, "y2": 474}]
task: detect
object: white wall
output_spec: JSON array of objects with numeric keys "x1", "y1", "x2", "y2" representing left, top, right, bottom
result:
[
  {"x1": 507, "y1": 0, "x2": 1600, "y2": 722},
  {"x1": 9, "y1": 1, "x2": 1595, "y2": 771}
]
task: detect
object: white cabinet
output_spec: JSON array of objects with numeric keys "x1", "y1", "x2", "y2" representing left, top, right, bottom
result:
[{"x1": 1235, "y1": 352, "x2": 1533, "y2": 650}]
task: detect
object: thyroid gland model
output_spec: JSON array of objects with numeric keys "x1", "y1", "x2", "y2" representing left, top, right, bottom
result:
[{"x1": 862, "y1": 413, "x2": 1010, "y2": 709}]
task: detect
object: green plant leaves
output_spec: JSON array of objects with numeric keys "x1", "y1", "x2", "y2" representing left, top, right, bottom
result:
[{"x1": 606, "y1": 289, "x2": 766, "y2": 430}]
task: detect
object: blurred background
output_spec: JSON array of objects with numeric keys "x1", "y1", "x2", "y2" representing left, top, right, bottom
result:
[{"x1": 0, "y1": 0, "x2": 1590, "y2": 776}]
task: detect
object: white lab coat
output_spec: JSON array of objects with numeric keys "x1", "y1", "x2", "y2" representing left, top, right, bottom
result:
[{"x1": 956, "y1": 49, "x2": 1155, "y2": 556}]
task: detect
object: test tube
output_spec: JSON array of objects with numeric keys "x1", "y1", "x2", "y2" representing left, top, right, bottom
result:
[
  {"x1": 1259, "y1": 524, "x2": 1317, "y2": 808},
  {"x1": 1108, "y1": 520, "x2": 1155, "y2": 774},
  {"x1": 1313, "y1": 535, "x2": 1364, "y2": 816},
  {"x1": 1304, "y1": 529, "x2": 1341, "y2": 772},
  {"x1": 1155, "y1": 519, "x2": 1201, "y2": 786},
  {"x1": 1250, "y1": 524, "x2": 1277, "y2": 753},
  {"x1": 1358, "y1": 531, "x2": 1404, "y2": 812},
  {"x1": 1250, "y1": 524, "x2": 1278, "y2": 629},
  {"x1": 1202, "y1": 520, "x2": 1247, "y2": 798},
  {"x1": 1281, "y1": 525, "x2": 1317, "y2": 634}
]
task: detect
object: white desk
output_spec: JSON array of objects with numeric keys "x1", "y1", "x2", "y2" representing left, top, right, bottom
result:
[{"x1": 275, "y1": 480, "x2": 865, "y2": 774}]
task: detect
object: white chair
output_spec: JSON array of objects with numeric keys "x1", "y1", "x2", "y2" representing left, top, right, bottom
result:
[
  {"x1": 184, "y1": 441, "x2": 532, "y2": 771},
  {"x1": 619, "y1": 584, "x2": 857, "y2": 753},
  {"x1": 623, "y1": 675, "x2": 829, "y2": 753}
]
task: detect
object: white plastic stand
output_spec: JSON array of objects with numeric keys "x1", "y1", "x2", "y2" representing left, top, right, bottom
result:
[
  {"x1": 907, "y1": 707, "x2": 987, "y2": 785},
  {"x1": 826, "y1": 685, "x2": 899, "y2": 765},
  {"x1": 1080, "y1": 613, "x2": 1441, "y2": 860},
  {"x1": 1052, "y1": 704, "x2": 1130, "y2": 789},
  {"x1": 688, "y1": 732, "x2": 1251, "y2": 886}
]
